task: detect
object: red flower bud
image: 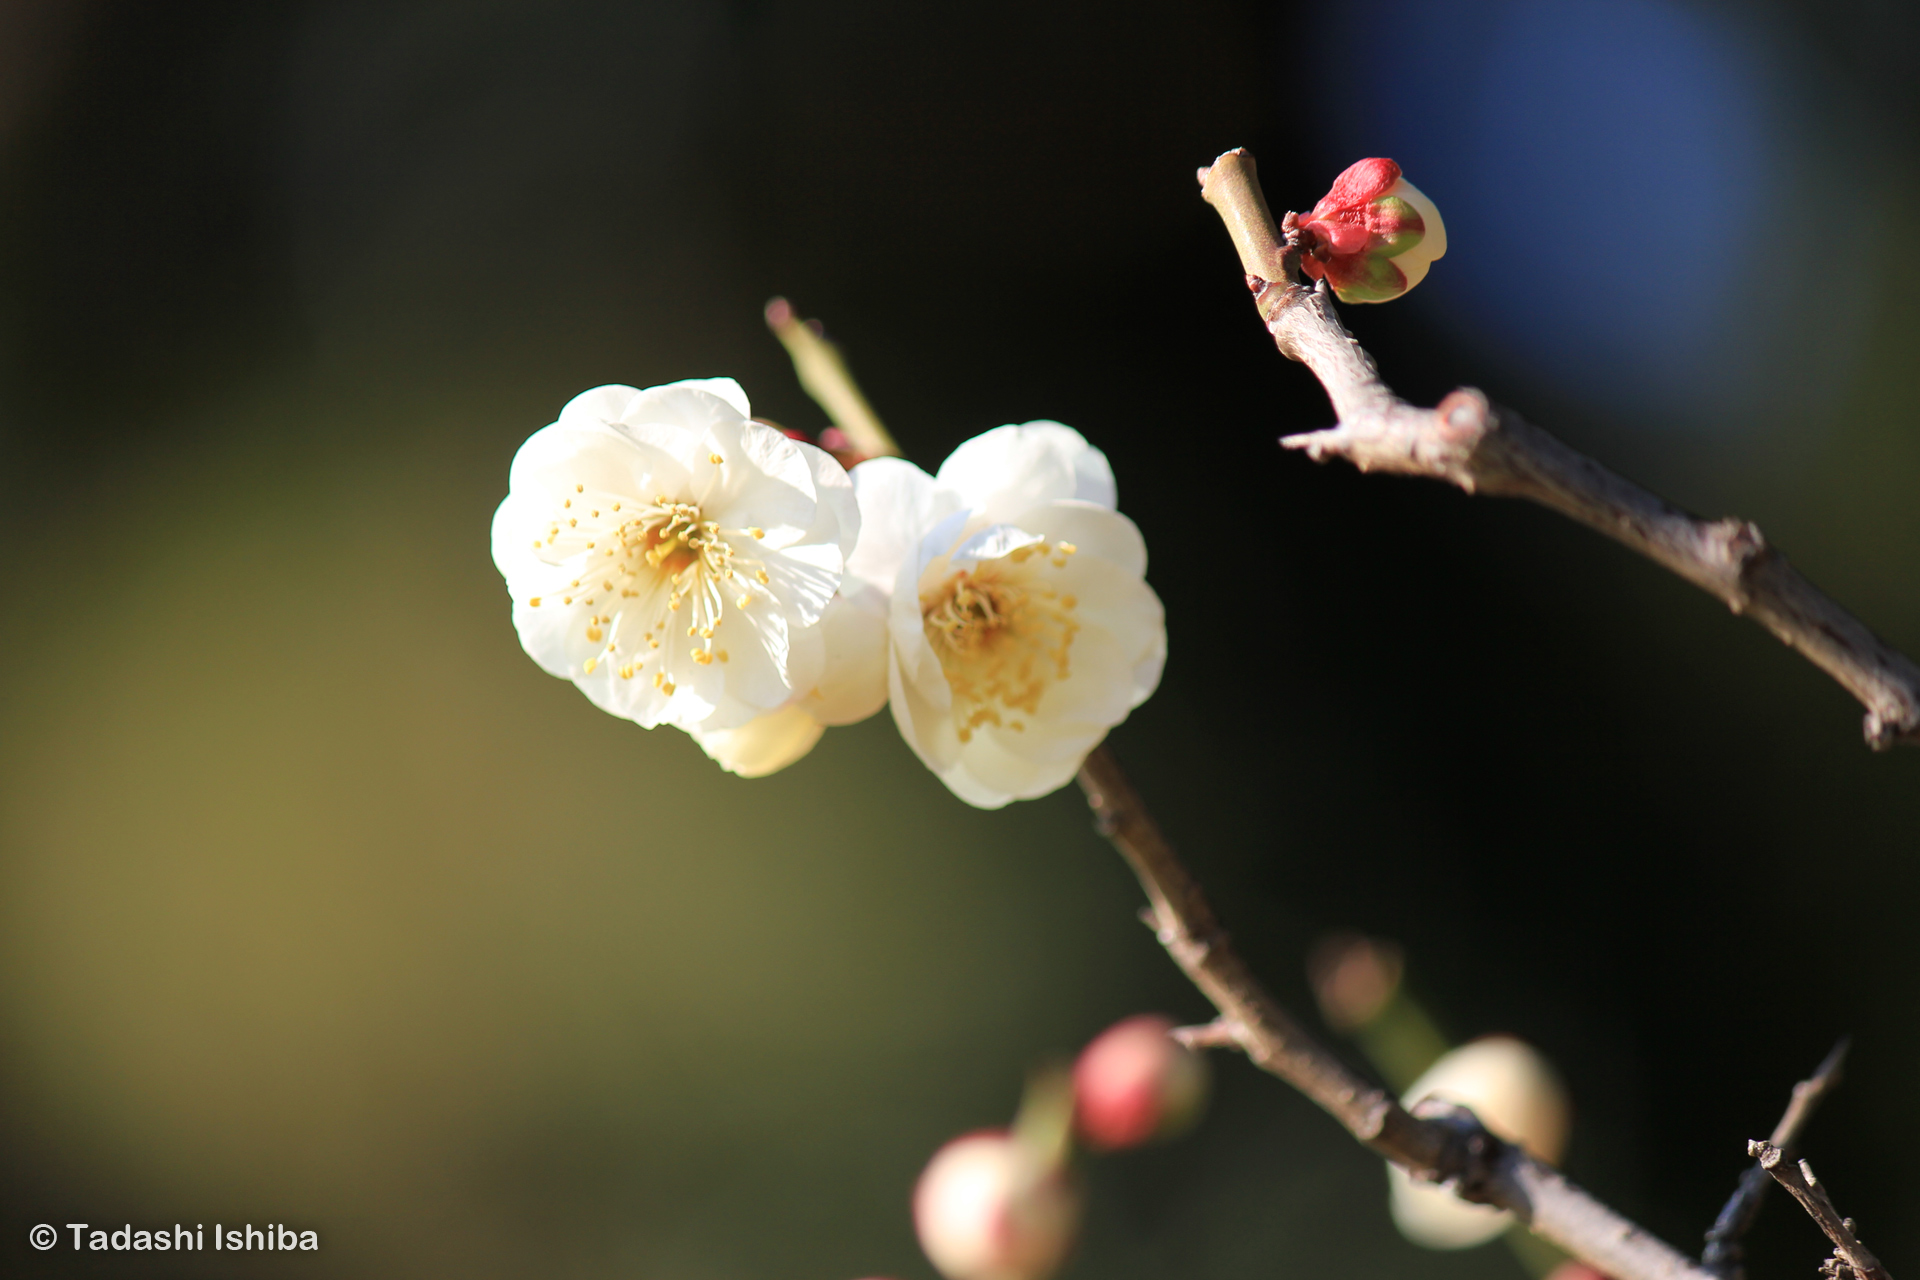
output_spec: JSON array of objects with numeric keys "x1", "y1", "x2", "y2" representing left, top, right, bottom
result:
[
  {"x1": 1071, "y1": 1014, "x2": 1210, "y2": 1151},
  {"x1": 913, "y1": 1130, "x2": 1080, "y2": 1280},
  {"x1": 1298, "y1": 157, "x2": 1448, "y2": 304}
]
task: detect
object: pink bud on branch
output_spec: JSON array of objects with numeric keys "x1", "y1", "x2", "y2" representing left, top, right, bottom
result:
[
  {"x1": 1297, "y1": 158, "x2": 1448, "y2": 304},
  {"x1": 1071, "y1": 1014, "x2": 1210, "y2": 1151}
]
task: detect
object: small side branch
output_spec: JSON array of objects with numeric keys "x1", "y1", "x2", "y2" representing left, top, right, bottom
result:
[
  {"x1": 1705, "y1": 1040, "x2": 1850, "y2": 1276},
  {"x1": 1752, "y1": 1142, "x2": 1892, "y2": 1280},
  {"x1": 1197, "y1": 148, "x2": 1920, "y2": 750},
  {"x1": 1076, "y1": 746, "x2": 1715, "y2": 1280}
]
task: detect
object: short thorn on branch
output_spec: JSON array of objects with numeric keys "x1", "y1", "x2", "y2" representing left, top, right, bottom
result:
[
  {"x1": 1172, "y1": 1019, "x2": 1240, "y2": 1051},
  {"x1": 1750, "y1": 1141, "x2": 1892, "y2": 1280}
]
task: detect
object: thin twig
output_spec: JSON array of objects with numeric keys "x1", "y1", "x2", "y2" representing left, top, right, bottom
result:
[
  {"x1": 1751, "y1": 1142, "x2": 1892, "y2": 1280},
  {"x1": 1196, "y1": 148, "x2": 1920, "y2": 751},
  {"x1": 1705, "y1": 1040, "x2": 1851, "y2": 1277},
  {"x1": 764, "y1": 297, "x2": 901, "y2": 460},
  {"x1": 1075, "y1": 745, "x2": 1715, "y2": 1280}
]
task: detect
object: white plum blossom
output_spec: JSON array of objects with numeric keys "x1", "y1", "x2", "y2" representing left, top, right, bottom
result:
[
  {"x1": 846, "y1": 422, "x2": 1165, "y2": 808},
  {"x1": 490, "y1": 379, "x2": 858, "y2": 733}
]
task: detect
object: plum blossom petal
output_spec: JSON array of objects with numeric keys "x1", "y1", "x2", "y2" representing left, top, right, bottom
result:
[
  {"x1": 685, "y1": 581, "x2": 891, "y2": 777},
  {"x1": 492, "y1": 379, "x2": 857, "y2": 734},
  {"x1": 689, "y1": 703, "x2": 826, "y2": 779},
  {"x1": 934, "y1": 421, "x2": 1116, "y2": 522},
  {"x1": 842, "y1": 457, "x2": 959, "y2": 597}
]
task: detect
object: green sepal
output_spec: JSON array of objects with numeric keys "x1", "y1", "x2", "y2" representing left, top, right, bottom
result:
[
  {"x1": 1330, "y1": 253, "x2": 1409, "y2": 304},
  {"x1": 1368, "y1": 196, "x2": 1426, "y2": 258}
]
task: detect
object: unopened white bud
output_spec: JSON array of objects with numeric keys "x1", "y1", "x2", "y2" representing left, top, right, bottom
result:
[
  {"x1": 1388, "y1": 1035, "x2": 1571, "y2": 1249},
  {"x1": 913, "y1": 1130, "x2": 1080, "y2": 1280}
]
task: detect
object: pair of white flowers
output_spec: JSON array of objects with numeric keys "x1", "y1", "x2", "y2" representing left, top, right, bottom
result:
[{"x1": 490, "y1": 378, "x2": 1165, "y2": 808}]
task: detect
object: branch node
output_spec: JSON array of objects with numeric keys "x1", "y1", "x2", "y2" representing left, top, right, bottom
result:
[{"x1": 1405, "y1": 1098, "x2": 1507, "y2": 1205}]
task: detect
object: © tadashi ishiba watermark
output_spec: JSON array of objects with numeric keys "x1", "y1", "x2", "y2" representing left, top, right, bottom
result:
[{"x1": 31, "y1": 1223, "x2": 318, "y2": 1252}]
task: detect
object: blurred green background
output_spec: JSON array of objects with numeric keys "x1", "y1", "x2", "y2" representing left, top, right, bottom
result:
[{"x1": 1, "y1": 1, "x2": 1917, "y2": 1276}]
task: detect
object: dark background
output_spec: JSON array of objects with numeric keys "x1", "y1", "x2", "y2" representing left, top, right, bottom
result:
[{"x1": 1, "y1": 1, "x2": 1916, "y2": 1276}]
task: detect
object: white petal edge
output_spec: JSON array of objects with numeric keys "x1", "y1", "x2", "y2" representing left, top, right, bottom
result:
[
  {"x1": 934, "y1": 421, "x2": 1116, "y2": 520},
  {"x1": 846, "y1": 458, "x2": 953, "y2": 596}
]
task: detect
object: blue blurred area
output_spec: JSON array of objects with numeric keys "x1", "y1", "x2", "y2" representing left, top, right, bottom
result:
[{"x1": 1315, "y1": 0, "x2": 1803, "y2": 426}]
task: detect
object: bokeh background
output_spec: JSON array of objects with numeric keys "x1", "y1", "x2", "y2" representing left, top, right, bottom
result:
[{"x1": 2, "y1": 0, "x2": 1917, "y2": 1276}]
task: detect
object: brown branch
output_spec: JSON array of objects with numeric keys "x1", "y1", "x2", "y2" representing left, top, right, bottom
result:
[
  {"x1": 1751, "y1": 1142, "x2": 1892, "y2": 1280},
  {"x1": 1076, "y1": 745, "x2": 1715, "y2": 1280},
  {"x1": 1704, "y1": 1040, "x2": 1851, "y2": 1277},
  {"x1": 1196, "y1": 147, "x2": 1920, "y2": 751}
]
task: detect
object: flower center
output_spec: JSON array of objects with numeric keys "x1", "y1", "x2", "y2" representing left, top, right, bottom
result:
[
  {"x1": 527, "y1": 487, "x2": 774, "y2": 688},
  {"x1": 921, "y1": 540, "x2": 1079, "y2": 742}
]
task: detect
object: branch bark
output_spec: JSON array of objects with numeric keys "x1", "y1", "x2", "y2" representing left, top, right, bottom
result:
[
  {"x1": 1196, "y1": 148, "x2": 1920, "y2": 751},
  {"x1": 1704, "y1": 1040, "x2": 1850, "y2": 1277},
  {"x1": 1076, "y1": 745, "x2": 1716, "y2": 1280}
]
